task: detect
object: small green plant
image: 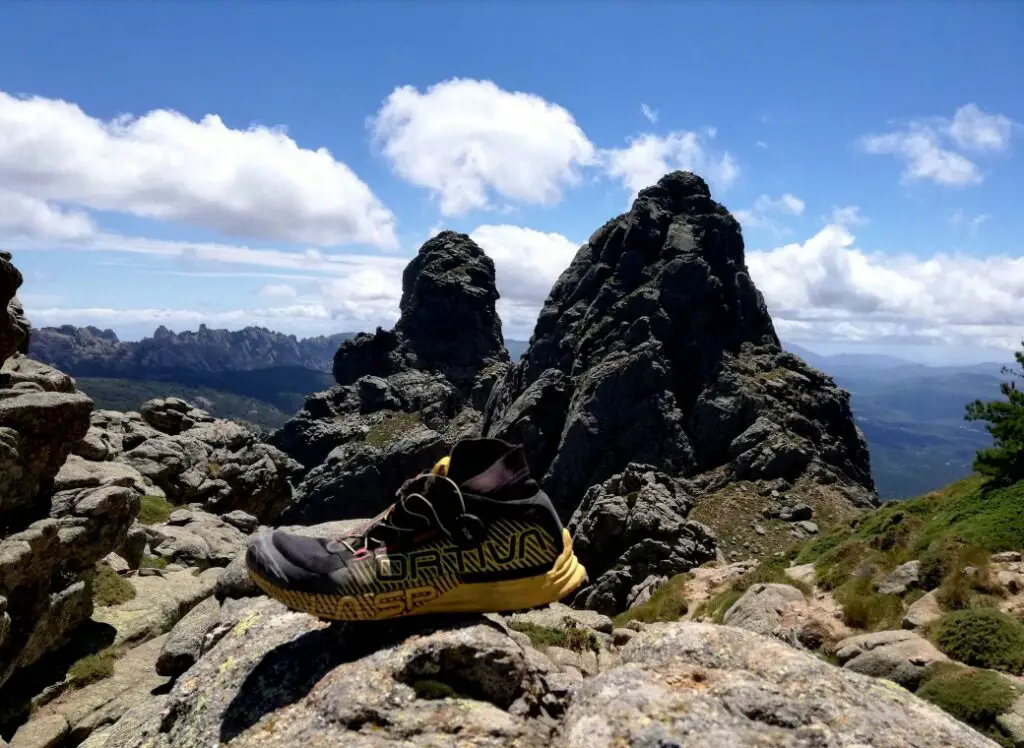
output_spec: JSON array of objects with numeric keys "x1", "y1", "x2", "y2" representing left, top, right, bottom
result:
[
  {"x1": 140, "y1": 554, "x2": 167, "y2": 570},
  {"x1": 508, "y1": 620, "x2": 600, "y2": 654},
  {"x1": 92, "y1": 564, "x2": 136, "y2": 607},
  {"x1": 931, "y1": 608, "x2": 1024, "y2": 673},
  {"x1": 364, "y1": 412, "x2": 421, "y2": 448},
  {"x1": 68, "y1": 651, "x2": 116, "y2": 689},
  {"x1": 138, "y1": 494, "x2": 174, "y2": 525},
  {"x1": 834, "y1": 577, "x2": 903, "y2": 631},
  {"x1": 613, "y1": 573, "x2": 691, "y2": 628},
  {"x1": 916, "y1": 662, "x2": 1020, "y2": 747}
]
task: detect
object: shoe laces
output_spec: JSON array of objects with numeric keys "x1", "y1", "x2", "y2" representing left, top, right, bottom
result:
[{"x1": 337, "y1": 456, "x2": 468, "y2": 554}]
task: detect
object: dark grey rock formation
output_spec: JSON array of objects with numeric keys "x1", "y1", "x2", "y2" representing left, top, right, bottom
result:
[
  {"x1": 269, "y1": 231, "x2": 510, "y2": 525},
  {"x1": 483, "y1": 171, "x2": 876, "y2": 520},
  {"x1": 567, "y1": 463, "x2": 718, "y2": 615}
]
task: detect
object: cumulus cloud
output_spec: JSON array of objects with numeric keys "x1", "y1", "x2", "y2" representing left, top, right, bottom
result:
[
  {"x1": 948, "y1": 104, "x2": 1014, "y2": 151},
  {"x1": 734, "y1": 192, "x2": 805, "y2": 235},
  {"x1": 371, "y1": 78, "x2": 596, "y2": 216},
  {"x1": 857, "y1": 103, "x2": 1016, "y2": 187},
  {"x1": 0, "y1": 191, "x2": 96, "y2": 240},
  {"x1": 601, "y1": 130, "x2": 739, "y2": 201},
  {"x1": 257, "y1": 283, "x2": 298, "y2": 300},
  {"x1": 469, "y1": 224, "x2": 580, "y2": 334},
  {"x1": 747, "y1": 224, "x2": 1024, "y2": 351},
  {"x1": 0, "y1": 91, "x2": 397, "y2": 247}
]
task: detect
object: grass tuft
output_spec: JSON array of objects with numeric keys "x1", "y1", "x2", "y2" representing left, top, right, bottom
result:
[
  {"x1": 92, "y1": 564, "x2": 136, "y2": 607},
  {"x1": 508, "y1": 620, "x2": 600, "y2": 654},
  {"x1": 613, "y1": 573, "x2": 691, "y2": 628},
  {"x1": 138, "y1": 494, "x2": 174, "y2": 525}
]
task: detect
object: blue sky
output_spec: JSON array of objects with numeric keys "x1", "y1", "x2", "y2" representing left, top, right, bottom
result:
[{"x1": 0, "y1": 1, "x2": 1021, "y2": 364}]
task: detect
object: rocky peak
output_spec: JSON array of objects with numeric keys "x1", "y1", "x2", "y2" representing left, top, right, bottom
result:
[
  {"x1": 333, "y1": 231, "x2": 508, "y2": 387},
  {"x1": 484, "y1": 171, "x2": 875, "y2": 519},
  {"x1": 0, "y1": 251, "x2": 29, "y2": 361}
]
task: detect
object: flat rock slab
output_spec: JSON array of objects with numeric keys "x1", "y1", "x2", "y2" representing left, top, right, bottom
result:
[
  {"x1": 15, "y1": 636, "x2": 170, "y2": 747},
  {"x1": 9, "y1": 714, "x2": 68, "y2": 748},
  {"x1": 92, "y1": 569, "x2": 221, "y2": 647}
]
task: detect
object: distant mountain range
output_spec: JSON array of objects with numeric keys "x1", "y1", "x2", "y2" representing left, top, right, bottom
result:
[{"x1": 26, "y1": 325, "x2": 1008, "y2": 500}]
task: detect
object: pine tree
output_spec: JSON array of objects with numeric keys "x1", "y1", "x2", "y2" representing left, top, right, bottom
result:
[{"x1": 964, "y1": 342, "x2": 1024, "y2": 486}]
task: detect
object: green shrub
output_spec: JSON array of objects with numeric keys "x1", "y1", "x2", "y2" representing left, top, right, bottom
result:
[
  {"x1": 917, "y1": 662, "x2": 1020, "y2": 747},
  {"x1": 68, "y1": 652, "x2": 116, "y2": 689},
  {"x1": 835, "y1": 576, "x2": 904, "y2": 631},
  {"x1": 613, "y1": 573, "x2": 690, "y2": 628},
  {"x1": 92, "y1": 564, "x2": 136, "y2": 607},
  {"x1": 138, "y1": 494, "x2": 174, "y2": 525},
  {"x1": 508, "y1": 620, "x2": 599, "y2": 654},
  {"x1": 931, "y1": 608, "x2": 1024, "y2": 673},
  {"x1": 701, "y1": 588, "x2": 744, "y2": 624},
  {"x1": 918, "y1": 540, "x2": 956, "y2": 591}
]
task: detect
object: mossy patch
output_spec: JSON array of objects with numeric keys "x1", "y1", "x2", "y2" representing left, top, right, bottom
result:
[
  {"x1": 68, "y1": 651, "x2": 116, "y2": 689},
  {"x1": 613, "y1": 573, "x2": 691, "y2": 628},
  {"x1": 931, "y1": 608, "x2": 1024, "y2": 673},
  {"x1": 140, "y1": 554, "x2": 167, "y2": 570},
  {"x1": 364, "y1": 411, "x2": 422, "y2": 448},
  {"x1": 508, "y1": 620, "x2": 600, "y2": 654},
  {"x1": 916, "y1": 662, "x2": 1020, "y2": 747},
  {"x1": 93, "y1": 564, "x2": 136, "y2": 607},
  {"x1": 410, "y1": 679, "x2": 460, "y2": 700},
  {"x1": 138, "y1": 494, "x2": 174, "y2": 525}
]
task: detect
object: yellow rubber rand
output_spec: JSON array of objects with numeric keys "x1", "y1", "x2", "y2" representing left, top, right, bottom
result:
[{"x1": 248, "y1": 528, "x2": 588, "y2": 622}]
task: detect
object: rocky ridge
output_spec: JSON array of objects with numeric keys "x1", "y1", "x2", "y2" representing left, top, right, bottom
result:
[
  {"x1": 0, "y1": 254, "x2": 138, "y2": 727},
  {"x1": 29, "y1": 324, "x2": 350, "y2": 376}
]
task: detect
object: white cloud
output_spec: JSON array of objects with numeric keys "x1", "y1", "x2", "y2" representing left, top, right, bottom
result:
[
  {"x1": 601, "y1": 131, "x2": 739, "y2": 200},
  {"x1": 829, "y1": 205, "x2": 867, "y2": 227},
  {"x1": 754, "y1": 193, "x2": 804, "y2": 216},
  {"x1": 747, "y1": 224, "x2": 1024, "y2": 350},
  {"x1": 641, "y1": 104, "x2": 659, "y2": 124},
  {"x1": 857, "y1": 104, "x2": 1016, "y2": 187},
  {"x1": 257, "y1": 283, "x2": 298, "y2": 300},
  {"x1": 949, "y1": 209, "x2": 992, "y2": 236},
  {"x1": 948, "y1": 104, "x2": 1013, "y2": 152},
  {"x1": 735, "y1": 192, "x2": 805, "y2": 235},
  {"x1": 0, "y1": 191, "x2": 97, "y2": 240},
  {"x1": 371, "y1": 78, "x2": 596, "y2": 216},
  {"x1": 756, "y1": 140, "x2": 768, "y2": 149},
  {"x1": 469, "y1": 224, "x2": 580, "y2": 335},
  {"x1": 0, "y1": 91, "x2": 397, "y2": 247}
]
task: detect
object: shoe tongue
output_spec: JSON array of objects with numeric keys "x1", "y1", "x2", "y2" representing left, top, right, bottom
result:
[{"x1": 445, "y1": 438, "x2": 530, "y2": 495}]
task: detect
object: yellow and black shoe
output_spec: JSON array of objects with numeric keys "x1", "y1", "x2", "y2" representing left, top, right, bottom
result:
[{"x1": 245, "y1": 437, "x2": 588, "y2": 621}]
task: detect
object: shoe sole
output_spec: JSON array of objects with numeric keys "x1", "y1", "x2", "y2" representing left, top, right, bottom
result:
[{"x1": 247, "y1": 528, "x2": 588, "y2": 621}]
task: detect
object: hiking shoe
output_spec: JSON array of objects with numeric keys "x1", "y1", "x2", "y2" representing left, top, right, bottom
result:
[{"x1": 245, "y1": 437, "x2": 587, "y2": 621}]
